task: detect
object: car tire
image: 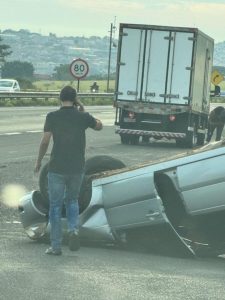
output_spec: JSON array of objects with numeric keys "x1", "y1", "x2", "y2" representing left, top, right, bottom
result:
[
  {"x1": 39, "y1": 155, "x2": 126, "y2": 212},
  {"x1": 79, "y1": 155, "x2": 126, "y2": 213}
]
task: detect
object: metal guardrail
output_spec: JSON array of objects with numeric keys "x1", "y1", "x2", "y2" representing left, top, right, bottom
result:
[
  {"x1": 0, "y1": 92, "x2": 224, "y2": 103},
  {"x1": 0, "y1": 91, "x2": 114, "y2": 99}
]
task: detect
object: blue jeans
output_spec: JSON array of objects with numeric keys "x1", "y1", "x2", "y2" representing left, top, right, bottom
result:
[{"x1": 47, "y1": 171, "x2": 84, "y2": 250}]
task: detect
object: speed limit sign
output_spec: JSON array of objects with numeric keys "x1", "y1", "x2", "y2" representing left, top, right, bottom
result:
[{"x1": 70, "y1": 58, "x2": 89, "y2": 79}]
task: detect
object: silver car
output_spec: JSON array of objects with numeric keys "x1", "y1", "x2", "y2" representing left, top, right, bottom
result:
[{"x1": 19, "y1": 143, "x2": 225, "y2": 257}]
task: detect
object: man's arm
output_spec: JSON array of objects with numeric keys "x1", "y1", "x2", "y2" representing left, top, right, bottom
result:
[
  {"x1": 94, "y1": 119, "x2": 103, "y2": 131},
  {"x1": 34, "y1": 132, "x2": 52, "y2": 172}
]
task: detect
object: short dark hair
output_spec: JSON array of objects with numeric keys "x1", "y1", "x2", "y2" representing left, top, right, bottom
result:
[{"x1": 60, "y1": 86, "x2": 77, "y2": 102}]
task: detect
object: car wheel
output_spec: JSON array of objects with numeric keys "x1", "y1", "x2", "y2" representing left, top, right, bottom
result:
[
  {"x1": 39, "y1": 155, "x2": 126, "y2": 213},
  {"x1": 79, "y1": 155, "x2": 126, "y2": 213}
]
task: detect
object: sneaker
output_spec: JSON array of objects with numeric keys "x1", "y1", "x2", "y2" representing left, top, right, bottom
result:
[
  {"x1": 45, "y1": 247, "x2": 62, "y2": 256},
  {"x1": 68, "y1": 231, "x2": 80, "y2": 251}
]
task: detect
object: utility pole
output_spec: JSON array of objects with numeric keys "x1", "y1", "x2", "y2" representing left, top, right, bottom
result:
[{"x1": 107, "y1": 18, "x2": 116, "y2": 92}]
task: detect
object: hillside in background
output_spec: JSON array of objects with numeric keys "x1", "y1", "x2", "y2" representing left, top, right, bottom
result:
[
  {"x1": 0, "y1": 29, "x2": 224, "y2": 77},
  {"x1": 0, "y1": 29, "x2": 117, "y2": 77},
  {"x1": 213, "y1": 41, "x2": 225, "y2": 71}
]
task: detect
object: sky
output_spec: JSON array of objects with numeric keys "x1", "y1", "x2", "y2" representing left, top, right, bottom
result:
[{"x1": 1, "y1": 0, "x2": 225, "y2": 43}]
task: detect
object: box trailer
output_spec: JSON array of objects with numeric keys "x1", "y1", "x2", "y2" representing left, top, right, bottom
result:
[{"x1": 114, "y1": 23, "x2": 214, "y2": 147}]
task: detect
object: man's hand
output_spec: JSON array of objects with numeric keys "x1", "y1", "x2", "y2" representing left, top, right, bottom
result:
[
  {"x1": 94, "y1": 119, "x2": 103, "y2": 131},
  {"x1": 75, "y1": 98, "x2": 85, "y2": 112},
  {"x1": 34, "y1": 161, "x2": 41, "y2": 173},
  {"x1": 78, "y1": 104, "x2": 85, "y2": 112}
]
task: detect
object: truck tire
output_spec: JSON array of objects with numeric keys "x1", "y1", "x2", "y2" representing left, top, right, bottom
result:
[
  {"x1": 185, "y1": 124, "x2": 198, "y2": 148},
  {"x1": 129, "y1": 135, "x2": 139, "y2": 145},
  {"x1": 142, "y1": 136, "x2": 149, "y2": 144},
  {"x1": 175, "y1": 139, "x2": 186, "y2": 148},
  {"x1": 197, "y1": 132, "x2": 205, "y2": 146},
  {"x1": 120, "y1": 133, "x2": 130, "y2": 144},
  {"x1": 186, "y1": 132, "x2": 196, "y2": 148},
  {"x1": 39, "y1": 155, "x2": 126, "y2": 212}
]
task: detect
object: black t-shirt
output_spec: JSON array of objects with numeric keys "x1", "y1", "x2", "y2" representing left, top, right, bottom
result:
[{"x1": 44, "y1": 106, "x2": 96, "y2": 174}]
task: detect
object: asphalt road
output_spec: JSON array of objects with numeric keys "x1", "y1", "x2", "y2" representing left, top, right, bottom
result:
[{"x1": 1, "y1": 106, "x2": 225, "y2": 300}]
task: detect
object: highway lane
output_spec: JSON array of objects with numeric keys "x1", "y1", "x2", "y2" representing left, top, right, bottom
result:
[
  {"x1": 1, "y1": 221, "x2": 225, "y2": 300},
  {"x1": 0, "y1": 103, "x2": 223, "y2": 134},
  {"x1": 0, "y1": 105, "x2": 185, "y2": 166},
  {"x1": 0, "y1": 106, "x2": 115, "y2": 134},
  {"x1": 1, "y1": 106, "x2": 225, "y2": 299}
]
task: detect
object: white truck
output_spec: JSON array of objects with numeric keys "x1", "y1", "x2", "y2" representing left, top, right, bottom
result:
[{"x1": 114, "y1": 23, "x2": 214, "y2": 147}]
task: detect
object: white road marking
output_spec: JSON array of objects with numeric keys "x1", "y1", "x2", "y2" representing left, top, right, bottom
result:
[
  {"x1": 0, "y1": 123, "x2": 114, "y2": 136},
  {"x1": 4, "y1": 132, "x2": 21, "y2": 135},
  {"x1": 5, "y1": 221, "x2": 21, "y2": 224}
]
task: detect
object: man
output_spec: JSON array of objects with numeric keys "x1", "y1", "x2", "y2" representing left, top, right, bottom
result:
[
  {"x1": 206, "y1": 106, "x2": 225, "y2": 143},
  {"x1": 34, "y1": 86, "x2": 102, "y2": 255}
]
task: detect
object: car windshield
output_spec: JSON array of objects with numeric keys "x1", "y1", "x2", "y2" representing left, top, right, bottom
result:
[{"x1": 0, "y1": 81, "x2": 14, "y2": 88}]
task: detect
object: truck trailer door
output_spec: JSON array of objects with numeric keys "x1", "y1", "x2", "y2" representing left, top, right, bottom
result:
[
  {"x1": 166, "y1": 32, "x2": 194, "y2": 105},
  {"x1": 143, "y1": 30, "x2": 194, "y2": 105},
  {"x1": 117, "y1": 28, "x2": 145, "y2": 101},
  {"x1": 143, "y1": 30, "x2": 171, "y2": 103}
]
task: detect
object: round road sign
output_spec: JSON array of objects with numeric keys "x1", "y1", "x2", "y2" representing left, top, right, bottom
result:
[{"x1": 70, "y1": 58, "x2": 89, "y2": 79}]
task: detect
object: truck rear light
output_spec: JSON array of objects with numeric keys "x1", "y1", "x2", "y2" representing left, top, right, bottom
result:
[{"x1": 169, "y1": 115, "x2": 176, "y2": 121}]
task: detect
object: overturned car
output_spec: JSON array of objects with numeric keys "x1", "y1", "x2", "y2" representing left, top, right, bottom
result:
[{"x1": 19, "y1": 144, "x2": 225, "y2": 258}]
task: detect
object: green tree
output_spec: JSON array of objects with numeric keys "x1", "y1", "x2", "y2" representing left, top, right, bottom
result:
[
  {"x1": 1, "y1": 60, "x2": 34, "y2": 79},
  {"x1": 52, "y1": 64, "x2": 74, "y2": 80},
  {"x1": 0, "y1": 36, "x2": 12, "y2": 63}
]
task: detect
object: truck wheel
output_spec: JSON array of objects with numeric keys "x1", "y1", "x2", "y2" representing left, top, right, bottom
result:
[
  {"x1": 39, "y1": 156, "x2": 126, "y2": 212},
  {"x1": 186, "y1": 125, "x2": 197, "y2": 148},
  {"x1": 186, "y1": 132, "x2": 196, "y2": 148},
  {"x1": 130, "y1": 135, "x2": 139, "y2": 145},
  {"x1": 142, "y1": 136, "x2": 149, "y2": 144},
  {"x1": 175, "y1": 139, "x2": 185, "y2": 147},
  {"x1": 197, "y1": 133, "x2": 205, "y2": 146},
  {"x1": 120, "y1": 134, "x2": 130, "y2": 144}
]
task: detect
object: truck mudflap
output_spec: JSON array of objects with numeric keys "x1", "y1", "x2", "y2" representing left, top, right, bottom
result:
[{"x1": 116, "y1": 128, "x2": 186, "y2": 139}]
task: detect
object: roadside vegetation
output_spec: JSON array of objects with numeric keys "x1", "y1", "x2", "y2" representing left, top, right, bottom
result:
[
  {"x1": 32, "y1": 79, "x2": 115, "y2": 92},
  {"x1": 0, "y1": 79, "x2": 115, "y2": 107},
  {"x1": 1, "y1": 79, "x2": 225, "y2": 107}
]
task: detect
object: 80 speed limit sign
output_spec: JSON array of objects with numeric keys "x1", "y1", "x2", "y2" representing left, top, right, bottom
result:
[{"x1": 70, "y1": 58, "x2": 89, "y2": 79}]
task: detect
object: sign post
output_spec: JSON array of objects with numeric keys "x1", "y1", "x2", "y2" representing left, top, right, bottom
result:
[{"x1": 69, "y1": 58, "x2": 89, "y2": 92}]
